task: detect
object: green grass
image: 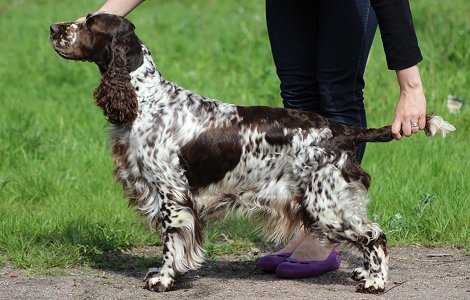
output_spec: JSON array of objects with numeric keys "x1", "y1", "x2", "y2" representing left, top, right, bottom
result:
[{"x1": 0, "y1": 0, "x2": 469, "y2": 271}]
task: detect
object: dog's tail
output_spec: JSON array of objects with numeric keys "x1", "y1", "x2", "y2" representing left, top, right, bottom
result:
[{"x1": 354, "y1": 114, "x2": 456, "y2": 143}]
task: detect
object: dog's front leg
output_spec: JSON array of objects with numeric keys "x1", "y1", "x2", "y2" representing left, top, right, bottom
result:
[
  {"x1": 144, "y1": 224, "x2": 176, "y2": 292},
  {"x1": 144, "y1": 190, "x2": 205, "y2": 292}
]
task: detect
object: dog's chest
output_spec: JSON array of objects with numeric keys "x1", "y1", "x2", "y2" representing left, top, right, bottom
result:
[{"x1": 122, "y1": 109, "x2": 197, "y2": 184}]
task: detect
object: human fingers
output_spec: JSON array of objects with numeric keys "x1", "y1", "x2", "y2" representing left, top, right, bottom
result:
[
  {"x1": 402, "y1": 118, "x2": 412, "y2": 137},
  {"x1": 418, "y1": 114, "x2": 426, "y2": 130},
  {"x1": 392, "y1": 118, "x2": 402, "y2": 140}
]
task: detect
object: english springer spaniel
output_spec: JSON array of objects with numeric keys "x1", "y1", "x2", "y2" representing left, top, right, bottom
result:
[{"x1": 50, "y1": 14, "x2": 455, "y2": 293}]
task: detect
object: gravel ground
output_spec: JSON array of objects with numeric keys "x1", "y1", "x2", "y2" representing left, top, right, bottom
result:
[{"x1": 0, "y1": 246, "x2": 469, "y2": 300}]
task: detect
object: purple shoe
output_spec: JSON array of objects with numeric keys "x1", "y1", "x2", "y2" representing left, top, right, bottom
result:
[
  {"x1": 256, "y1": 252, "x2": 292, "y2": 273},
  {"x1": 275, "y1": 250, "x2": 341, "y2": 278}
]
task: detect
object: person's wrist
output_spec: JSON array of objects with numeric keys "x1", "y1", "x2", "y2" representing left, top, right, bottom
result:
[{"x1": 397, "y1": 66, "x2": 422, "y2": 92}]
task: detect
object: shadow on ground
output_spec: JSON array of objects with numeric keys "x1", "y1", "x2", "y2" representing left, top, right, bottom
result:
[{"x1": 87, "y1": 245, "x2": 361, "y2": 289}]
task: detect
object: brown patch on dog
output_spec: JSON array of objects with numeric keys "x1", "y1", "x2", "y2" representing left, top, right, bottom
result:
[{"x1": 179, "y1": 127, "x2": 242, "y2": 191}]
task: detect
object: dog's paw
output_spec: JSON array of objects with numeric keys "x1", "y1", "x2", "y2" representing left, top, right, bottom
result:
[
  {"x1": 144, "y1": 274, "x2": 174, "y2": 292},
  {"x1": 355, "y1": 275, "x2": 385, "y2": 294},
  {"x1": 144, "y1": 267, "x2": 161, "y2": 281},
  {"x1": 351, "y1": 267, "x2": 369, "y2": 282}
]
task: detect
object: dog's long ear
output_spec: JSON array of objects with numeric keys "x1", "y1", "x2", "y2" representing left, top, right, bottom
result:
[{"x1": 94, "y1": 22, "x2": 138, "y2": 125}]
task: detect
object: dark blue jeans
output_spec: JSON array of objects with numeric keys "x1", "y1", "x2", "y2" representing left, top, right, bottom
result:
[{"x1": 266, "y1": 0, "x2": 377, "y2": 162}]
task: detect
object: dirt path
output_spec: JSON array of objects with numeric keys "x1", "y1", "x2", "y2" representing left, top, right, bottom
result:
[{"x1": 0, "y1": 246, "x2": 469, "y2": 300}]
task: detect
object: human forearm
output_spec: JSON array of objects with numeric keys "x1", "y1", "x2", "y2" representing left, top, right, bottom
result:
[
  {"x1": 96, "y1": 0, "x2": 144, "y2": 16},
  {"x1": 396, "y1": 65, "x2": 423, "y2": 92}
]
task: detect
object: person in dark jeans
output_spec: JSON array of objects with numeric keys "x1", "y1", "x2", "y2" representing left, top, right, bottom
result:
[
  {"x1": 266, "y1": 1, "x2": 378, "y2": 162},
  {"x1": 80, "y1": 0, "x2": 426, "y2": 278},
  {"x1": 259, "y1": 0, "x2": 426, "y2": 278}
]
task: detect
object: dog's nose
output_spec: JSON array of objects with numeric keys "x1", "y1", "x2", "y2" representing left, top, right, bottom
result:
[{"x1": 50, "y1": 24, "x2": 61, "y2": 35}]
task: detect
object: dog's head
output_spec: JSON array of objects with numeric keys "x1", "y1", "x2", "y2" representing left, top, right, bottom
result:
[
  {"x1": 50, "y1": 13, "x2": 143, "y2": 125},
  {"x1": 50, "y1": 13, "x2": 142, "y2": 70}
]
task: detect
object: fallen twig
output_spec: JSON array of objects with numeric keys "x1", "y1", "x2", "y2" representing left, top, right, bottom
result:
[
  {"x1": 426, "y1": 253, "x2": 452, "y2": 258},
  {"x1": 384, "y1": 281, "x2": 407, "y2": 294}
]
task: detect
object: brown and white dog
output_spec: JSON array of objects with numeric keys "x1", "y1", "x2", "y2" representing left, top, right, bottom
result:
[{"x1": 50, "y1": 14, "x2": 455, "y2": 293}]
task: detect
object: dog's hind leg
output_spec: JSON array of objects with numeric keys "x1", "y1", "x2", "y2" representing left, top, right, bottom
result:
[
  {"x1": 302, "y1": 177, "x2": 388, "y2": 293},
  {"x1": 307, "y1": 209, "x2": 388, "y2": 293},
  {"x1": 144, "y1": 192, "x2": 205, "y2": 292},
  {"x1": 351, "y1": 226, "x2": 388, "y2": 294}
]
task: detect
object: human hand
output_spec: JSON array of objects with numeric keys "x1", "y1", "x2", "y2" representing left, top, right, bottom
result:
[{"x1": 391, "y1": 66, "x2": 427, "y2": 140}]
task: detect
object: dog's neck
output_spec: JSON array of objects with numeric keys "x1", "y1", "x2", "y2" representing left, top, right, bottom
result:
[
  {"x1": 129, "y1": 45, "x2": 165, "y2": 109},
  {"x1": 128, "y1": 45, "x2": 195, "y2": 116}
]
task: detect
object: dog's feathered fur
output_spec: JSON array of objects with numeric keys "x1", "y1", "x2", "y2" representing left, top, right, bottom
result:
[{"x1": 50, "y1": 14, "x2": 455, "y2": 293}]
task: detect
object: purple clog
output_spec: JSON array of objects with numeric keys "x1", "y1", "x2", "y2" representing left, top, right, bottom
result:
[
  {"x1": 275, "y1": 250, "x2": 341, "y2": 278},
  {"x1": 256, "y1": 252, "x2": 292, "y2": 273}
]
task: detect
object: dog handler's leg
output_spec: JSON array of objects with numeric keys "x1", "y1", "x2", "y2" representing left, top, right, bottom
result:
[{"x1": 144, "y1": 195, "x2": 205, "y2": 292}]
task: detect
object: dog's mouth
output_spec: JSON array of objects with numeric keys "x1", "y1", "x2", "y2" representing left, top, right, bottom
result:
[
  {"x1": 50, "y1": 38, "x2": 73, "y2": 58},
  {"x1": 49, "y1": 23, "x2": 79, "y2": 59}
]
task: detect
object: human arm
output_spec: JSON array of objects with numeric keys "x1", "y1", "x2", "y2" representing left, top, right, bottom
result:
[
  {"x1": 95, "y1": 0, "x2": 143, "y2": 16},
  {"x1": 370, "y1": 0, "x2": 426, "y2": 139},
  {"x1": 76, "y1": 0, "x2": 143, "y2": 22}
]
